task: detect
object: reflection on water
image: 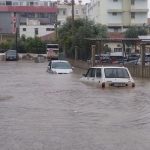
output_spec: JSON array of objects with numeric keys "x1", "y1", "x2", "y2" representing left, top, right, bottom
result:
[{"x1": 0, "y1": 62, "x2": 150, "y2": 150}]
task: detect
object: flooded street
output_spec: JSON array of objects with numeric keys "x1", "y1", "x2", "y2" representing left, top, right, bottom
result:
[{"x1": 0, "y1": 61, "x2": 150, "y2": 150}]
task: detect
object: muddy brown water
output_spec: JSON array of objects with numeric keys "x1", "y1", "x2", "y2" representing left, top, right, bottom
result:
[{"x1": 0, "y1": 61, "x2": 150, "y2": 150}]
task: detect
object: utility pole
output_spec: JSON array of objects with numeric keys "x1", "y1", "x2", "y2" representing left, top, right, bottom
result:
[
  {"x1": 15, "y1": 27, "x2": 18, "y2": 52},
  {"x1": 91, "y1": 45, "x2": 96, "y2": 67},
  {"x1": 55, "y1": 10, "x2": 58, "y2": 39},
  {"x1": 71, "y1": 0, "x2": 75, "y2": 34},
  {"x1": 71, "y1": 0, "x2": 75, "y2": 58},
  {"x1": 14, "y1": 12, "x2": 18, "y2": 52}
]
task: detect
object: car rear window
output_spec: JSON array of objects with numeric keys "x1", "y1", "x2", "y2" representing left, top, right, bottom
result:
[{"x1": 104, "y1": 68, "x2": 129, "y2": 78}]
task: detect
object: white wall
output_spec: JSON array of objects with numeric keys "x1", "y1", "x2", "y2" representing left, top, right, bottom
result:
[
  {"x1": 131, "y1": 0, "x2": 147, "y2": 9},
  {"x1": 19, "y1": 25, "x2": 55, "y2": 38},
  {"x1": 131, "y1": 12, "x2": 147, "y2": 25},
  {"x1": 57, "y1": 4, "x2": 85, "y2": 25},
  {"x1": 107, "y1": 0, "x2": 122, "y2": 10},
  {"x1": 107, "y1": 12, "x2": 122, "y2": 25}
]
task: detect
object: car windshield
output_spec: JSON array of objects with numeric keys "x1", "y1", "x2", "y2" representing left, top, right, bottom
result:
[
  {"x1": 52, "y1": 62, "x2": 71, "y2": 69},
  {"x1": 104, "y1": 68, "x2": 129, "y2": 78},
  {"x1": 6, "y1": 50, "x2": 16, "y2": 56}
]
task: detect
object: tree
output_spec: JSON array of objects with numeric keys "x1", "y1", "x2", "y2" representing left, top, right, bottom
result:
[
  {"x1": 58, "y1": 18, "x2": 107, "y2": 60},
  {"x1": 0, "y1": 36, "x2": 46, "y2": 54},
  {"x1": 125, "y1": 26, "x2": 148, "y2": 47},
  {"x1": 0, "y1": 41, "x2": 11, "y2": 52}
]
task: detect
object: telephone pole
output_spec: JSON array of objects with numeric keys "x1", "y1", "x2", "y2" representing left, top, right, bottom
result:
[
  {"x1": 71, "y1": 0, "x2": 74, "y2": 34},
  {"x1": 71, "y1": 0, "x2": 75, "y2": 57}
]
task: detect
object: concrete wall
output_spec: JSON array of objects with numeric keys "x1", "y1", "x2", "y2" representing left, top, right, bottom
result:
[{"x1": 19, "y1": 25, "x2": 55, "y2": 38}]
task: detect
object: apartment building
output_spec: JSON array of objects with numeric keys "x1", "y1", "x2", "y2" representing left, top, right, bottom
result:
[
  {"x1": 0, "y1": 0, "x2": 57, "y2": 38},
  {"x1": 57, "y1": 1, "x2": 86, "y2": 25},
  {"x1": 86, "y1": 0, "x2": 148, "y2": 32},
  {"x1": 0, "y1": 0, "x2": 86, "y2": 38}
]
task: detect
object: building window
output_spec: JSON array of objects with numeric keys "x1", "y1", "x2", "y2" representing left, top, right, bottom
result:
[
  {"x1": 117, "y1": 44, "x2": 121, "y2": 47},
  {"x1": 38, "y1": 13, "x2": 48, "y2": 18},
  {"x1": 35, "y1": 28, "x2": 38, "y2": 35},
  {"x1": 6, "y1": 1, "x2": 12, "y2": 5},
  {"x1": 13, "y1": 2, "x2": 19, "y2": 6},
  {"x1": 76, "y1": 9, "x2": 79, "y2": 15},
  {"x1": 0, "y1": 2, "x2": 5, "y2": 5},
  {"x1": 34, "y1": 2, "x2": 38, "y2": 6},
  {"x1": 20, "y1": 22, "x2": 26, "y2": 25},
  {"x1": 46, "y1": 28, "x2": 51, "y2": 31},
  {"x1": 20, "y1": 2, "x2": 26, "y2": 6},
  {"x1": 30, "y1": 2, "x2": 34, "y2": 6},
  {"x1": 46, "y1": 27, "x2": 55, "y2": 31},
  {"x1": 44, "y1": 2, "x2": 48, "y2": 6},
  {"x1": 131, "y1": 0, "x2": 135, "y2": 5},
  {"x1": 114, "y1": 28, "x2": 119, "y2": 32},
  {"x1": 63, "y1": 10, "x2": 66, "y2": 15},
  {"x1": 112, "y1": 12, "x2": 117, "y2": 16},
  {"x1": 20, "y1": 13, "x2": 27, "y2": 17},
  {"x1": 28, "y1": 13, "x2": 35, "y2": 18},
  {"x1": 23, "y1": 28, "x2": 26, "y2": 31},
  {"x1": 114, "y1": 48, "x2": 122, "y2": 52},
  {"x1": 131, "y1": 12, "x2": 135, "y2": 19}
]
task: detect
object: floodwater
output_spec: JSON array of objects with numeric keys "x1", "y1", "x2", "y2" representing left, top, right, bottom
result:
[{"x1": 0, "y1": 61, "x2": 150, "y2": 150}]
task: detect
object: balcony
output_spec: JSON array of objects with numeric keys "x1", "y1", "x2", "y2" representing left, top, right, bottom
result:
[
  {"x1": 108, "y1": 9, "x2": 122, "y2": 13},
  {"x1": 130, "y1": 8, "x2": 148, "y2": 13},
  {"x1": 107, "y1": 23, "x2": 123, "y2": 27}
]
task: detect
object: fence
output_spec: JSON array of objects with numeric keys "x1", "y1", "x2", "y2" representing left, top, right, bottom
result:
[
  {"x1": 126, "y1": 65, "x2": 150, "y2": 78},
  {"x1": 70, "y1": 59, "x2": 150, "y2": 78}
]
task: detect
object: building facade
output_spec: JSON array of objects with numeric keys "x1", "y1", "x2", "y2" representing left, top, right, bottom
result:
[
  {"x1": 0, "y1": 0, "x2": 57, "y2": 38},
  {"x1": 0, "y1": 0, "x2": 86, "y2": 38},
  {"x1": 86, "y1": 0, "x2": 148, "y2": 32},
  {"x1": 57, "y1": 1, "x2": 86, "y2": 26}
]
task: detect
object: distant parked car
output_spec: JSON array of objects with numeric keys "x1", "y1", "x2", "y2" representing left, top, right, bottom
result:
[
  {"x1": 87, "y1": 54, "x2": 111, "y2": 64},
  {"x1": 137, "y1": 53, "x2": 150, "y2": 66},
  {"x1": 127, "y1": 53, "x2": 140, "y2": 61},
  {"x1": 5, "y1": 50, "x2": 18, "y2": 61},
  {"x1": 87, "y1": 55, "x2": 101, "y2": 64},
  {"x1": 47, "y1": 60, "x2": 73, "y2": 74},
  {"x1": 80, "y1": 66, "x2": 135, "y2": 88}
]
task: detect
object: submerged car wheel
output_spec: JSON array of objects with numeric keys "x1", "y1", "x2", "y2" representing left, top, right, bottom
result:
[
  {"x1": 132, "y1": 83, "x2": 135, "y2": 87},
  {"x1": 102, "y1": 82, "x2": 105, "y2": 88}
]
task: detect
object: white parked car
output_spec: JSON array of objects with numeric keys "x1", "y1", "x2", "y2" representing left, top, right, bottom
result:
[
  {"x1": 47, "y1": 60, "x2": 73, "y2": 74},
  {"x1": 80, "y1": 66, "x2": 135, "y2": 88}
]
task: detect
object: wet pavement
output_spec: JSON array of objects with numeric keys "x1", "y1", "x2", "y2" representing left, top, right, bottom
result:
[{"x1": 0, "y1": 61, "x2": 150, "y2": 150}]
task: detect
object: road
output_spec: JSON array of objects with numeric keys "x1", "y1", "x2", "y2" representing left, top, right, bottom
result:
[{"x1": 0, "y1": 61, "x2": 150, "y2": 150}]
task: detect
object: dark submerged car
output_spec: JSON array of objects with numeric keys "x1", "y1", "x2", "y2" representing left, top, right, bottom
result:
[{"x1": 5, "y1": 50, "x2": 18, "y2": 61}]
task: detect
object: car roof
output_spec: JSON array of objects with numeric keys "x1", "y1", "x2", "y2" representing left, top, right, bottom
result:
[
  {"x1": 6, "y1": 49, "x2": 17, "y2": 52},
  {"x1": 51, "y1": 60, "x2": 69, "y2": 63},
  {"x1": 90, "y1": 66, "x2": 126, "y2": 69}
]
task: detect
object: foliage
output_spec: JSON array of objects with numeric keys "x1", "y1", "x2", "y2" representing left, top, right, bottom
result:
[
  {"x1": 0, "y1": 36, "x2": 46, "y2": 54},
  {"x1": 125, "y1": 26, "x2": 148, "y2": 46},
  {"x1": 58, "y1": 18, "x2": 108, "y2": 60},
  {"x1": 0, "y1": 40, "x2": 11, "y2": 52}
]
